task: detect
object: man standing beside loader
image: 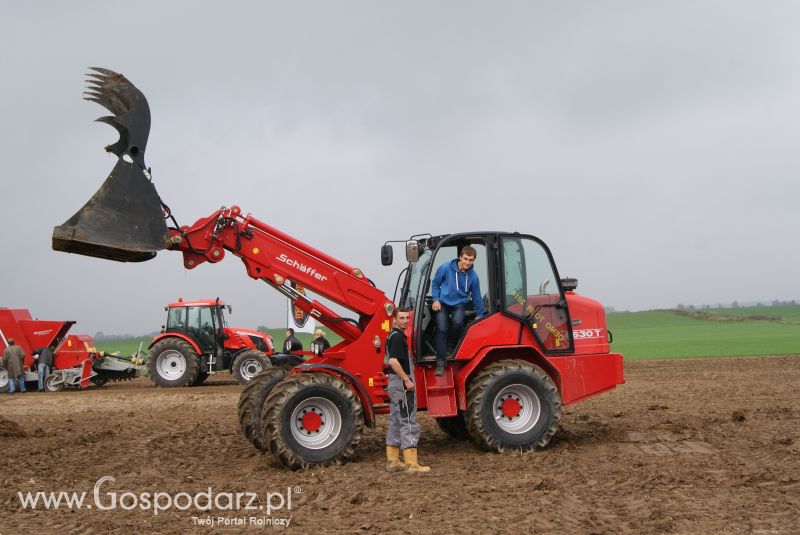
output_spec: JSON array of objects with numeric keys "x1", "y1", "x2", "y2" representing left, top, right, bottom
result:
[{"x1": 384, "y1": 308, "x2": 431, "y2": 473}]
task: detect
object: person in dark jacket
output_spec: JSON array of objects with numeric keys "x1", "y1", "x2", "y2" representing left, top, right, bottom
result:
[
  {"x1": 2, "y1": 339, "x2": 26, "y2": 394},
  {"x1": 431, "y1": 245, "x2": 485, "y2": 375},
  {"x1": 36, "y1": 345, "x2": 55, "y2": 392},
  {"x1": 283, "y1": 328, "x2": 303, "y2": 353},
  {"x1": 310, "y1": 329, "x2": 331, "y2": 356}
]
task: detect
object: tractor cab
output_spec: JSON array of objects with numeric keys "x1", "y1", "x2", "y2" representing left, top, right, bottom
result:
[
  {"x1": 164, "y1": 298, "x2": 229, "y2": 355},
  {"x1": 388, "y1": 232, "x2": 574, "y2": 363}
]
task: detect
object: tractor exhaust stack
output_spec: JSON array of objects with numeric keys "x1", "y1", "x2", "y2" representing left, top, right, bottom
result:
[{"x1": 52, "y1": 68, "x2": 168, "y2": 263}]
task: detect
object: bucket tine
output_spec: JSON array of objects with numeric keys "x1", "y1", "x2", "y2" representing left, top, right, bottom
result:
[{"x1": 52, "y1": 68, "x2": 168, "y2": 262}]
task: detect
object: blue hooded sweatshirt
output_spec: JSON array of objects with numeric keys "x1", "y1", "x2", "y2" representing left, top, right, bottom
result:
[{"x1": 431, "y1": 259, "x2": 485, "y2": 317}]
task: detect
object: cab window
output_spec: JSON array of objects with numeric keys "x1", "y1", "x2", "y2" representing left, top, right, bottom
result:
[
  {"x1": 166, "y1": 307, "x2": 186, "y2": 330},
  {"x1": 502, "y1": 237, "x2": 572, "y2": 352},
  {"x1": 426, "y1": 242, "x2": 489, "y2": 315}
]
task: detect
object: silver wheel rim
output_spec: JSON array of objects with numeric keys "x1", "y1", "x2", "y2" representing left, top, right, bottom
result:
[
  {"x1": 157, "y1": 350, "x2": 187, "y2": 381},
  {"x1": 46, "y1": 375, "x2": 64, "y2": 392},
  {"x1": 290, "y1": 396, "x2": 342, "y2": 449},
  {"x1": 493, "y1": 383, "x2": 541, "y2": 434},
  {"x1": 0, "y1": 369, "x2": 7, "y2": 389},
  {"x1": 240, "y1": 357, "x2": 264, "y2": 381}
]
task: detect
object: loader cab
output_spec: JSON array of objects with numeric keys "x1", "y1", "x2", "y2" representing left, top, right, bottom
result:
[
  {"x1": 165, "y1": 299, "x2": 228, "y2": 355},
  {"x1": 397, "y1": 232, "x2": 573, "y2": 361}
]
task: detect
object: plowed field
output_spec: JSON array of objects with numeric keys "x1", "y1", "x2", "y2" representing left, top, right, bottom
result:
[{"x1": 1, "y1": 356, "x2": 798, "y2": 534}]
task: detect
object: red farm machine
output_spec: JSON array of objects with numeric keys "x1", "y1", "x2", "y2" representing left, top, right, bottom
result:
[
  {"x1": 148, "y1": 298, "x2": 276, "y2": 387},
  {"x1": 52, "y1": 68, "x2": 624, "y2": 469},
  {"x1": 0, "y1": 308, "x2": 137, "y2": 392}
]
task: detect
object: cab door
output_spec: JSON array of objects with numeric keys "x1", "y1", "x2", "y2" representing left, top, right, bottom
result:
[
  {"x1": 500, "y1": 235, "x2": 573, "y2": 353},
  {"x1": 187, "y1": 306, "x2": 218, "y2": 355},
  {"x1": 411, "y1": 236, "x2": 494, "y2": 359}
]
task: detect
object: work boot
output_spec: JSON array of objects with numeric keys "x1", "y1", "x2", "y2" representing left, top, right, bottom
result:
[
  {"x1": 434, "y1": 361, "x2": 445, "y2": 376},
  {"x1": 385, "y1": 446, "x2": 408, "y2": 472},
  {"x1": 402, "y1": 448, "x2": 431, "y2": 473}
]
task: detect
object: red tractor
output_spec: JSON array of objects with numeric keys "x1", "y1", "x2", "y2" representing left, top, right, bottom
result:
[
  {"x1": 147, "y1": 298, "x2": 275, "y2": 387},
  {"x1": 53, "y1": 68, "x2": 624, "y2": 469}
]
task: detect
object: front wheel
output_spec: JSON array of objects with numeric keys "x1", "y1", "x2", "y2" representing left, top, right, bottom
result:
[
  {"x1": 147, "y1": 338, "x2": 200, "y2": 388},
  {"x1": 238, "y1": 368, "x2": 289, "y2": 450},
  {"x1": 231, "y1": 350, "x2": 271, "y2": 384},
  {"x1": 44, "y1": 373, "x2": 64, "y2": 393},
  {"x1": 261, "y1": 373, "x2": 363, "y2": 469},
  {"x1": 466, "y1": 359, "x2": 561, "y2": 452}
]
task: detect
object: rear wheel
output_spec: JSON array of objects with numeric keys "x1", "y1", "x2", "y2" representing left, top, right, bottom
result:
[
  {"x1": 147, "y1": 338, "x2": 200, "y2": 388},
  {"x1": 466, "y1": 359, "x2": 561, "y2": 452},
  {"x1": 435, "y1": 413, "x2": 470, "y2": 441},
  {"x1": 44, "y1": 373, "x2": 64, "y2": 393},
  {"x1": 0, "y1": 367, "x2": 8, "y2": 392},
  {"x1": 192, "y1": 371, "x2": 209, "y2": 386},
  {"x1": 232, "y1": 350, "x2": 271, "y2": 384},
  {"x1": 238, "y1": 368, "x2": 289, "y2": 450},
  {"x1": 261, "y1": 373, "x2": 363, "y2": 469}
]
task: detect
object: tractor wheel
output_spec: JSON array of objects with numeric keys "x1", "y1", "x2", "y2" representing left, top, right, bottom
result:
[
  {"x1": 146, "y1": 338, "x2": 200, "y2": 388},
  {"x1": 435, "y1": 413, "x2": 471, "y2": 441},
  {"x1": 261, "y1": 373, "x2": 363, "y2": 470},
  {"x1": 238, "y1": 368, "x2": 289, "y2": 451},
  {"x1": 0, "y1": 367, "x2": 9, "y2": 392},
  {"x1": 192, "y1": 371, "x2": 209, "y2": 386},
  {"x1": 465, "y1": 359, "x2": 561, "y2": 452},
  {"x1": 231, "y1": 350, "x2": 271, "y2": 384},
  {"x1": 44, "y1": 373, "x2": 65, "y2": 393}
]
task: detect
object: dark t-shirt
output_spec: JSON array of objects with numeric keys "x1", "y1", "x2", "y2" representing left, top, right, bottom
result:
[{"x1": 385, "y1": 328, "x2": 410, "y2": 376}]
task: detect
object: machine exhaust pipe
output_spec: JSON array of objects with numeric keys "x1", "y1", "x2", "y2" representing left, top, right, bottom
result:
[{"x1": 52, "y1": 68, "x2": 168, "y2": 263}]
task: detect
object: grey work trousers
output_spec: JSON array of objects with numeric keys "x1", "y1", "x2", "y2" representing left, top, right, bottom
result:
[{"x1": 385, "y1": 374, "x2": 420, "y2": 449}]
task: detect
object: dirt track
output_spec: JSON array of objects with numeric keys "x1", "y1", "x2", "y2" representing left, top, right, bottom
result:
[{"x1": 1, "y1": 356, "x2": 798, "y2": 534}]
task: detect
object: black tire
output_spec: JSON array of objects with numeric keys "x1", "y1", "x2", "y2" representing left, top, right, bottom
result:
[
  {"x1": 465, "y1": 359, "x2": 561, "y2": 452},
  {"x1": 146, "y1": 338, "x2": 200, "y2": 388},
  {"x1": 44, "y1": 373, "x2": 64, "y2": 393},
  {"x1": 192, "y1": 371, "x2": 209, "y2": 386},
  {"x1": 435, "y1": 413, "x2": 471, "y2": 441},
  {"x1": 261, "y1": 373, "x2": 363, "y2": 470},
  {"x1": 238, "y1": 368, "x2": 289, "y2": 451},
  {"x1": 231, "y1": 350, "x2": 271, "y2": 384}
]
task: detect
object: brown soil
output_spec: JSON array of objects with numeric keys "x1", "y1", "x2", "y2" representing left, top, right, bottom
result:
[{"x1": 1, "y1": 356, "x2": 798, "y2": 534}]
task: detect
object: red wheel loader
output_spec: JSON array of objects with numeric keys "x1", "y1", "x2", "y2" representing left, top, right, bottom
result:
[
  {"x1": 148, "y1": 298, "x2": 275, "y2": 387},
  {"x1": 0, "y1": 308, "x2": 138, "y2": 392},
  {"x1": 52, "y1": 68, "x2": 624, "y2": 468}
]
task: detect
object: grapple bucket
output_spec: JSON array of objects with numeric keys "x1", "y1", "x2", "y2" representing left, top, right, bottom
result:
[
  {"x1": 52, "y1": 161, "x2": 168, "y2": 262},
  {"x1": 52, "y1": 67, "x2": 168, "y2": 263}
]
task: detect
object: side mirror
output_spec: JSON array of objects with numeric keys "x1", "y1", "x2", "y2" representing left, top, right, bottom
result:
[
  {"x1": 227, "y1": 305, "x2": 232, "y2": 314},
  {"x1": 405, "y1": 240, "x2": 420, "y2": 263},
  {"x1": 381, "y1": 244, "x2": 393, "y2": 266}
]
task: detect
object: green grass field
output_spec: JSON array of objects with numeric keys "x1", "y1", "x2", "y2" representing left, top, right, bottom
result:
[
  {"x1": 607, "y1": 307, "x2": 800, "y2": 360},
  {"x1": 95, "y1": 329, "x2": 343, "y2": 358},
  {"x1": 94, "y1": 305, "x2": 800, "y2": 361}
]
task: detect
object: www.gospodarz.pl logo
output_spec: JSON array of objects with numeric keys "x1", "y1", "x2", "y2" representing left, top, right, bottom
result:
[{"x1": 18, "y1": 476, "x2": 297, "y2": 518}]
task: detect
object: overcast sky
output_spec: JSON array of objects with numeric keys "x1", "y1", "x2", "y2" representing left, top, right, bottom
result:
[{"x1": 1, "y1": 1, "x2": 798, "y2": 335}]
